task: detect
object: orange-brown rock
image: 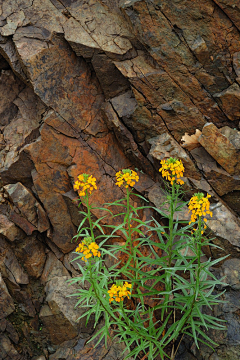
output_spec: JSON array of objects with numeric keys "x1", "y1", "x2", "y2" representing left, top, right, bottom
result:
[
  {"x1": 214, "y1": 84, "x2": 240, "y2": 121},
  {"x1": 199, "y1": 123, "x2": 240, "y2": 175},
  {"x1": 0, "y1": 214, "x2": 24, "y2": 242}
]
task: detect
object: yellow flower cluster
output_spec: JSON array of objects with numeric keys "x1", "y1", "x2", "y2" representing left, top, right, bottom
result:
[
  {"x1": 75, "y1": 237, "x2": 101, "y2": 262},
  {"x1": 115, "y1": 169, "x2": 139, "y2": 188},
  {"x1": 188, "y1": 193, "x2": 213, "y2": 225},
  {"x1": 74, "y1": 174, "x2": 97, "y2": 196},
  {"x1": 159, "y1": 158, "x2": 185, "y2": 186},
  {"x1": 108, "y1": 282, "x2": 132, "y2": 303}
]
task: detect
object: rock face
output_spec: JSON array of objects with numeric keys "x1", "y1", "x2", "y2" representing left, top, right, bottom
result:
[{"x1": 0, "y1": 0, "x2": 240, "y2": 359}]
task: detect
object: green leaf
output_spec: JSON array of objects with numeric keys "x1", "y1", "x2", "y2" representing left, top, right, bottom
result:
[{"x1": 152, "y1": 207, "x2": 170, "y2": 218}]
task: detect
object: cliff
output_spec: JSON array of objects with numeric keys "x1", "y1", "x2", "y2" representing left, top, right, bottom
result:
[{"x1": 0, "y1": 0, "x2": 240, "y2": 359}]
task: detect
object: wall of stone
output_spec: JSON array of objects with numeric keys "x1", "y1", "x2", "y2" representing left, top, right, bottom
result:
[{"x1": 0, "y1": 0, "x2": 240, "y2": 359}]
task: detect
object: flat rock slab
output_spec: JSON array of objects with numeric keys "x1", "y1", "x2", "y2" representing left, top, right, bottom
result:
[
  {"x1": 0, "y1": 272, "x2": 15, "y2": 319},
  {"x1": 4, "y1": 182, "x2": 49, "y2": 234},
  {"x1": 199, "y1": 123, "x2": 240, "y2": 175}
]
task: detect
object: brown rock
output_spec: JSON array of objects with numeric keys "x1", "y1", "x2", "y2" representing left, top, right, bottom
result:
[
  {"x1": 213, "y1": 84, "x2": 240, "y2": 121},
  {"x1": 25, "y1": 124, "x2": 77, "y2": 253},
  {"x1": 39, "y1": 303, "x2": 78, "y2": 345},
  {"x1": 0, "y1": 214, "x2": 24, "y2": 242},
  {"x1": 31, "y1": 171, "x2": 76, "y2": 253},
  {"x1": 190, "y1": 147, "x2": 240, "y2": 196},
  {"x1": 11, "y1": 288, "x2": 36, "y2": 317},
  {"x1": 189, "y1": 35, "x2": 209, "y2": 65},
  {"x1": 61, "y1": 0, "x2": 133, "y2": 55},
  {"x1": 63, "y1": 17, "x2": 100, "y2": 58},
  {"x1": 41, "y1": 252, "x2": 70, "y2": 285},
  {"x1": 4, "y1": 182, "x2": 49, "y2": 234},
  {"x1": 148, "y1": 132, "x2": 201, "y2": 180},
  {"x1": 114, "y1": 55, "x2": 206, "y2": 141},
  {"x1": 213, "y1": 0, "x2": 240, "y2": 31},
  {"x1": 198, "y1": 123, "x2": 240, "y2": 175},
  {"x1": 109, "y1": 78, "x2": 163, "y2": 145},
  {"x1": 110, "y1": 90, "x2": 138, "y2": 118},
  {"x1": 0, "y1": 148, "x2": 36, "y2": 187},
  {"x1": 0, "y1": 334, "x2": 19, "y2": 359},
  {"x1": 40, "y1": 274, "x2": 94, "y2": 345},
  {"x1": 0, "y1": 272, "x2": 15, "y2": 319},
  {"x1": 219, "y1": 258, "x2": 240, "y2": 291},
  {"x1": 208, "y1": 204, "x2": 240, "y2": 248},
  {"x1": 222, "y1": 191, "x2": 240, "y2": 216},
  {"x1": 0, "y1": 85, "x2": 46, "y2": 187},
  {"x1": 14, "y1": 34, "x2": 104, "y2": 134},
  {"x1": 62, "y1": 190, "x2": 84, "y2": 228},
  {"x1": 91, "y1": 53, "x2": 130, "y2": 99},
  {"x1": 233, "y1": 52, "x2": 240, "y2": 80},
  {"x1": 44, "y1": 110, "x2": 79, "y2": 139},
  {"x1": 102, "y1": 101, "x2": 156, "y2": 178},
  {"x1": 5, "y1": 320, "x2": 19, "y2": 344},
  {"x1": 0, "y1": 237, "x2": 29, "y2": 285},
  {"x1": 13, "y1": 234, "x2": 46, "y2": 278},
  {"x1": 0, "y1": 10, "x2": 25, "y2": 36},
  {"x1": 65, "y1": 328, "x2": 131, "y2": 360},
  {"x1": 120, "y1": 2, "x2": 229, "y2": 126},
  {"x1": 0, "y1": 54, "x2": 9, "y2": 70},
  {"x1": 8, "y1": 211, "x2": 36, "y2": 236},
  {"x1": 0, "y1": 70, "x2": 24, "y2": 127},
  {"x1": 0, "y1": 39, "x2": 28, "y2": 82}
]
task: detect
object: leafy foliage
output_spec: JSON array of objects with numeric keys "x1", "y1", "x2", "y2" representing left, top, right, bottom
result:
[{"x1": 68, "y1": 162, "x2": 228, "y2": 360}]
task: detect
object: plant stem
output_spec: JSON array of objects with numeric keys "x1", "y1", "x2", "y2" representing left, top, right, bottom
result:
[
  {"x1": 162, "y1": 183, "x2": 176, "y2": 321},
  {"x1": 170, "y1": 217, "x2": 203, "y2": 358},
  {"x1": 89, "y1": 272, "x2": 160, "y2": 350},
  {"x1": 86, "y1": 191, "x2": 94, "y2": 240},
  {"x1": 126, "y1": 188, "x2": 137, "y2": 281},
  {"x1": 195, "y1": 216, "x2": 202, "y2": 299},
  {"x1": 126, "y1": 188, "x2": 133, "y2": 256},
  {"x1": 168, "y1": 182, "x2": 175, "y2": 268}
]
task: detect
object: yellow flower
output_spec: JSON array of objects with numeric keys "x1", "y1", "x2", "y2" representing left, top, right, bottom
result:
[
  {"x1": 75, "y1": 237, "x2": 101, "y2": 262},
  {"x1": 107, "y1": 282, "x2": 132, "y2": 303},
  {"x1": 115, "y1": 169, "x2": 139, "y2": 189},
  {"x1": 188, "y1": 193, "x2": 212, "y2": 225},
  {"x1": 73, "y1": 173, "x2": 97, "y2": 197},
  {"x1": 159, "y1": 158, "x2": 185, "y2": 185}
]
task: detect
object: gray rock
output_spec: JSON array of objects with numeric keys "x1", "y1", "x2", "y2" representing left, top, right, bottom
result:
[
  {"x1": 110, "y1": 90, "x2": 138, "y2": 117},
  {"x1": 40, "y1": 275, "x2": 94, "y2": 345}
]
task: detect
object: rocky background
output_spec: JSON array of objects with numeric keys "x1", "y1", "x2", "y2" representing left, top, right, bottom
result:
[{"x1": 0, "y1": 0, "x2": 240, "y2": 359}]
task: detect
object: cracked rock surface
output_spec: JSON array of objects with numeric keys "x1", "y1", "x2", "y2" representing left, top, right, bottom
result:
[{"x1": 0, "y1": 0, "x2": 240, "y2": 359}]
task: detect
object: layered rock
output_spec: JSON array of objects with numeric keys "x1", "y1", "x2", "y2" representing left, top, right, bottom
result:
[{"x1": 0, "y1": 0, "x2": 240, "y2": 359}]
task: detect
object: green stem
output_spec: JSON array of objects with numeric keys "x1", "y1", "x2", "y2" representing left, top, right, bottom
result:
[
  {"x1": 89, "y1": 273, "x2": 160, "y2": 349},
  {"x1": 195, "y1": 216, "x2": 202, "y2": 298},
  {"x1": 162, "y1": 183, "x2": 176, "y2": 321},
  {"x1": 126, "y1": 188, "x2": 132, "y2": 255},
  {"x1": 86, "y1": 191, "x2": 94, "y2": 240},
  {"x1": 168, "y1": 182, "x2": 176, "y2": 268}
]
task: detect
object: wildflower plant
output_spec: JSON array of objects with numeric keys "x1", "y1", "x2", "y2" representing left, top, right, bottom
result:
[
  {"x1": 69, "y1": 162, "x2": 228, "y2": 360},
  {"x1": 108, "y1": 282, "x2": 132, "y2": 303},
  {"x1": 75, "y1": 236, "x2": 101, "y2": 262}
]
